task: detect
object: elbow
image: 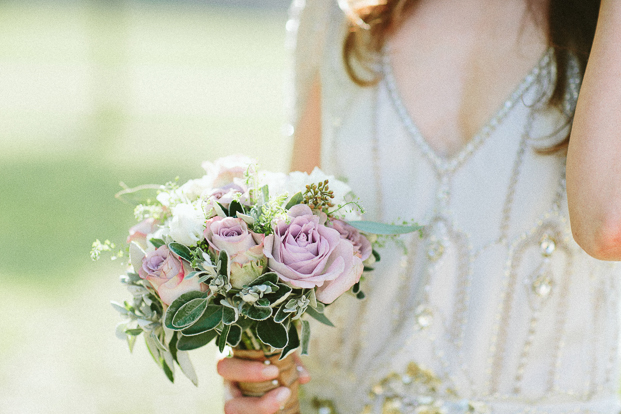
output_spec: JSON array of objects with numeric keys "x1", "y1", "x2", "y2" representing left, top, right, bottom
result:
[{"x1": 572, "y1": 216, "x2": 621, "y2": 261}]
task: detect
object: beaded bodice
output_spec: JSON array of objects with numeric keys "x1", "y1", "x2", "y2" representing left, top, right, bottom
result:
[{"x1": 287, "y1": 1, "x2": 621, "y2": 413}]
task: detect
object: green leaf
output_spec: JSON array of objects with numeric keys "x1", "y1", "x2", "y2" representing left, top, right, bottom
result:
[
  {"x1": 285, "y1": 192, "x2": 303, "y2": 210},
  {"x1": 246, "y1": 305, "x2": 272, "y2": 321},
  {"x1": 150, "y1": 238, "x2": 165, "y2": 248},
  {"x1": 280, "y1": 323, "x2": 300, "y2": 360},
  {"x1": 172, "y1": 298, "x2": 209, "y2": 328},
  {"x1": 177, "y1": 330, "x2": 218, "y2": 351},
  {"x1": 265, "y1": 284, "x2": 292, "y2": 308},
  {"x1": 127, "y1": 334, "x2": 137, "y2": 353},
  {"x1": 256, "y1": 298, "x2": 270, "y2": 307},
  {"x1": 125, "y1": 328, "x2": 143, "y2": 336},
  {"x1": 256, "y1": 319, "x2": 288, "y2": 349},
  {"x1": 306, "y1": 306, "x2": 335, "y2": 327},
  {"x1": 346, "y1": 221, "x2": 423, "y2": 235},
  {"x1": 218, "y1": 250, "x2": 230, "y2": 277},
  {"x1": 219, "y1": 325, "x2": 231, "y2": 353},
  {"x1": 301, "y1": 320, "x2": 310, "y2": 355},
  {"x1": 352, "y1": 281, "x2": 361, "y2": 294},
  {"x1": 162, "y1": 358, "x2": 175, "y2": 383},
  {"x1": 169, "y1": 242, "x2": 194, "y2": 262},
  {"x1": 228, "y1": 200, "x2": 245, "y2": 218},
  {"x1": 222, "y1": 306, "x2": 238, "y2": 325},
  {"x1": 227, "y1": 325, "x2": 242, "y2": 347},
  {"x1": 169, "y1": 332, "x2": 179, "y2": 361},
  {"x1": 261, "y1": 185, "x2": 270, "y2": 202},
  {"x1": 274, "y1": 305, "x2": 290, "y2": 324},
  {"x1": 236, "y1": 316, "x2": 254, "y2": 331},
  {"x1": 182, "y1": 306, "x2": 223, "y2": 336},
  {"x1": 164, "y1": 290, "x2": 209, "y2": 330},
  {"x1": 356, "y1": 290, "x2": 366, "y2": 300},
  {"x1": 372, "y1": 249, "x2": 381, "y2": 262},
  {"x1": 249, "y1": 272, "x2": 279, "y2": 287}
]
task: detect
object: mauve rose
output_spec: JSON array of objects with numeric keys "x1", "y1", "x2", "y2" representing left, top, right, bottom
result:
[
  {"x1": 138, "y1": 245, "x2": 206, "y2": 305},
  {"x1": 263, "y1": 205, "x2": 363, "y2": 304},
  {"x1": 203, "y1": 183, "x2": 249, "y2": 218},
  {"x1": 201, "y1": 155, "x2": 256, "y2": 188},
  {"x1": 127, "y1": 218, "x2": 159, "y2": 249},
  {"x1": 204, "y1": 217, "x2": 265, "y2": 288},
  {"x1": 329, "y1": 219, "x2": 372, "y2": 261}
]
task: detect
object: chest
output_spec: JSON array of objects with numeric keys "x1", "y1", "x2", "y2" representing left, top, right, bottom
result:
[{"x1": 387, "y1": 1, "x2": 548, "y2": 157}]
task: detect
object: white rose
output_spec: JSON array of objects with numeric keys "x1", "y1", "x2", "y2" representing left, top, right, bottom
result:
[
  {"x1": 179, "y1": 175, "x2": 214, "y2": 201},
  {"x1": 168, "y1": 202, "x2": 206, "y2": 246},
  {"x1": 258, "y1": 171, "x2": 289, "y2": 198}
]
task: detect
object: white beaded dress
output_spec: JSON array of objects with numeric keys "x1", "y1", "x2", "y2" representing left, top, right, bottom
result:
[{"x1": 286, "y1": 1, "x2": 621, "y2": 413}]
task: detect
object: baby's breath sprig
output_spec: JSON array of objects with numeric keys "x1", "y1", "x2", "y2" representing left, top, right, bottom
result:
[
  {"x1": 90, "y1": 239, "x2": 124, "y2": 261},
  {"x1": 303, "y1": 180, "x2": 335, "y2": 213}
]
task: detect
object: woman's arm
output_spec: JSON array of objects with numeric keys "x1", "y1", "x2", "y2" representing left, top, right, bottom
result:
[
  {"x1": 566, "y1": 0, "x2": 621, "y2": 260},
  {"x1": 290, "y1": 76, "x2": 322, "y2": 173}
]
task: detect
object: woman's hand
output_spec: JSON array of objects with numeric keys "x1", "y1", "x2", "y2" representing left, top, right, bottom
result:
[{"x1": 217, "y1": 353, "x2": 311, "y2": 414}]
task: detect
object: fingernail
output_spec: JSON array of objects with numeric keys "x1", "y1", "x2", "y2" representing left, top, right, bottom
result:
[
  {"x1": 275, "y1": 387, "x2": 291, "y2": 404},
  {"x1": 262, "y1": 365, "x2": 279, "y2": 378},
  {"x1": 296, "y1": 365, "x2": 309, "y2": 377}
]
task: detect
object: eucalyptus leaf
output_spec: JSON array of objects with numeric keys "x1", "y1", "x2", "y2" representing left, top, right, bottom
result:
[
  {"x1": 218, "y1": 324, "x2": 231, "y2": 352},
  {"x1": 301, "y1": 320, "x2": 310, "y2": 356},
  {"x1": 285, "y1": 192, "x2": 304, "y2": 209},
  {"x1": 236, "y1": 316, "x2": 254, "y2": 331},
  {"x1": 164, "y1": 290, "x2": 209, "y2": 330},
  {"x1": 256, "y1": 298, "x2": 270, "y2": 308},
  {"x1": 307, "y1": 289, "x2": 317, "y2": 309},
  {"x1": 185, "y1": 271, "x2": 200, "y2": 280},
  {"x1": 177, "y1": 330, "x2": 218, "y2": 351},
  {"x1": 306, "y1": 306, "x2": 334, "y2": 327},
  {"x1": 256, "y1": 319, "x2": 288, "y2": 349},
  {"x1": 169, "y1": 242, "x2": 193, "y2": 263},
  {"x1": 172, "y1": 298, "x2": 209, "y2": 328},
  {"x1": 280, "y1": 323, "x2": 300, "y2": 360},
  {"x1": 150, "y1": 238, "x2": 166, "y2": 248},
  {"x1": 226, "y1": 325, "x2": 243, "y2": 347},
  {"x1": 346, "y1": 221, "x2": 423, "y2": 235}
]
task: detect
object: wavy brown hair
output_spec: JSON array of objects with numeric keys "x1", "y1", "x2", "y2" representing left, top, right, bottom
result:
[{"x1": 341, "y1": 0, "x2": 601, "y2": 151}]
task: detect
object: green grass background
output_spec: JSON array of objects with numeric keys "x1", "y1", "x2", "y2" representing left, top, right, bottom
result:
[{"x1": 0, "y1": 1, "x2": 290, "y2": 412}]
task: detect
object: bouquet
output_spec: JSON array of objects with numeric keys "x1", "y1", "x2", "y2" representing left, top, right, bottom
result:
[{"x1": 93, "y1": 155, "x2": 420, "y2": 413}]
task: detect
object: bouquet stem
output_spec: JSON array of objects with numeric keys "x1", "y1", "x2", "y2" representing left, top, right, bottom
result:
[{"x1": 233, "y1": 348, "x2": 300, "y2": 414}]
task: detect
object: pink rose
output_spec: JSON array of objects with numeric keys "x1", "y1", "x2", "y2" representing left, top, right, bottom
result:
[
  {"x1": 263, "y1": 205, "x2": 363, "y2": 304},
  {"x1": 138, "y1": 245, "x2": 206, "y2": 305},
  {"x1": 204, "y1": 217, "x2": 265, "y2": 288},
  {"x1": 201, "y1": 155, "x2": 256, "y2": 188},
  {"x1": 127, "y1": 218, "x2": 159, "y2": 249},
  {"x1": 329, "y1": 219, "x2": 372, "y2": 261}
]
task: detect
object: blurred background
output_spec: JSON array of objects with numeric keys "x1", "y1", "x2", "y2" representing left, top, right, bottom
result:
[{"x1": 0, "y1": 0, "x2": 291, "y2": 412}]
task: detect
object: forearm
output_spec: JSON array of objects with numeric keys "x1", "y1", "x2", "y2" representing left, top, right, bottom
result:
[{"x1": 566, "y1": 0, "x2": 621, "y2": 260}]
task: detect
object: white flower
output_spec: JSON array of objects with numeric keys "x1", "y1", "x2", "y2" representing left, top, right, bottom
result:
[
  {"x1": 257, "y1": 171, "x2": 289, "y2": 198},
  {"x1": 179, "y1": 175, "x2": 214, "y2": 201},
  {"x1": 168, "y1": 202, "x2": 206, "y2": 246}
]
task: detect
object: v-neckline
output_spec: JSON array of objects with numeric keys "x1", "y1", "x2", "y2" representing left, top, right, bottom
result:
[{"x1": 381, "y1": 48, "x2": 552, "y2": 174}]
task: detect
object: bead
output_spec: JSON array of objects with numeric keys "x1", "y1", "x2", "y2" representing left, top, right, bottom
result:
[
  {"x1": 415, "y1": 305, "x2": 433, "y2": 329},
  {"x1": 532, "y1": 271, "x2": 553, "y2": 298},
  {"x1": 427, "y1": 238, "x2": 445, "y2": 261},
  {"x1": 539, "y1": 234, "x2": 556, "y2": 256}
]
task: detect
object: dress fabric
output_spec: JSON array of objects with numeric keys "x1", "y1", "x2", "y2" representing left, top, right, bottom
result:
[{"x1": 286, "y1": 1, "x2": 621, "y2": 413}]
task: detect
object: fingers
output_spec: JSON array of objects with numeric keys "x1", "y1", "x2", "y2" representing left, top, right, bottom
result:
[
  {"x1": 224, "y1": 387, "x2": 291, "y2": 414},
  {"x1": 293, "y1": 354, "x2": 311, "y2": 384},
  {"x1": 217, "y1": 357, "x2": 279, "y2": 382},
  {"x1": 223, "y1": 380, "x2": 242, "y2": 401}
]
